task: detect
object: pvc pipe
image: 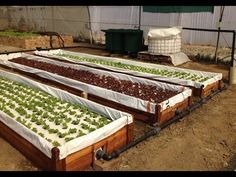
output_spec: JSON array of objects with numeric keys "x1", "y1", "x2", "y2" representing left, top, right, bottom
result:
[
  {"x1": 183, "y1": 27, "x2": 234, "y2": 33},
  {"x1": 96, "y1": 85, "x2": 227, "y2": 162},
  {"x1": 229, "y1": 67, "x2": 236, "y2": 85}
]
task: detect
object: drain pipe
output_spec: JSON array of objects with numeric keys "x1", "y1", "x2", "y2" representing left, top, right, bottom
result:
[
  {"x1": 96, "y1": 126, "x2": 161, "y2": 161},
  {"x1": 95, "y1": 85, "x2": 227, "y2": 161}
]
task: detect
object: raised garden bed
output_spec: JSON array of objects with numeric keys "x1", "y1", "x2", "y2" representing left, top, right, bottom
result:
[
  {"x1": 0, "y1": 69, "x2": 133, "y2": 171},
  {"x1": 0, "y1": 30, "x2": 73, "y2": 49},
  {"x1": 34, "y1": 49, "x2": 223, "y2": 97},
  {"x1": 0, "y1": 53, "x2": 192, "y2": 125}
]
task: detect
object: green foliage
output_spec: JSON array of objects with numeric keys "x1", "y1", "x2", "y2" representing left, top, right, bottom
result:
[
  {"x1": 57, "y1": 53, "x2": 213, "y2": 83},
  {"x1": 52, "y1": 141, "x2": 61, "y2": 147},
  {"x1": 0, "y1": 76, "x2": 112, "y2": 147},
  {"x1": 0, "y1": 29, "x2": 39, "y2": 38}
]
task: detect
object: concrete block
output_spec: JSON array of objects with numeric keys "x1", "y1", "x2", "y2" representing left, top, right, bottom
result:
[{"x1": 92, "y1": 156, "x2": 121, "y2": 171}]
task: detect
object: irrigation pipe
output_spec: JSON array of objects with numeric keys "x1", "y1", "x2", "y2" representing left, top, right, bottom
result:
[{"x1": 95, "y1": 84, "x2": 227, "y2": 161}]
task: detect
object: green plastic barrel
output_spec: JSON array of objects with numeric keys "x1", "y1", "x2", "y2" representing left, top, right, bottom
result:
[
  {"x1": 102, "y1": 29, "x2": 143, "y2": 54},
  {"x1": 102, "y1": 29, "x2": 125, "y2": 53},
  {"x1": 123, "y1": 29, "x2": 143, "y2": 54}
]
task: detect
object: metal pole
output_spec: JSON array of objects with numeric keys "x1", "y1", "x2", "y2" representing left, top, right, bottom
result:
[
  {"x1": 87, "y1": 6, "x2": 93, "y2": 45},
  {"x1": 230, "y1": 31, "x2": 235, "y2": 67},
  {"x1": 214, "y1": 6, "x2": 225, "y2": 64},
  {"x1": 182, "y1": 27, "x2": 234, "y2": 33},
  {"x1": 138, "y1": 6, "x2": 141, "y2": 30},
  {"x1": 228, "y1": 31, "x2": 235, "y2": 84}
]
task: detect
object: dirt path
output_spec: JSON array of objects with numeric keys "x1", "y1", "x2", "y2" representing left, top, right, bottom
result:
[
  {"x1": 0, "y1": 138, "x2": 39, "y2": 171},
  {"x1": 112, "y1": 85, "x2": 236, "y2": 171},
  {"x1": 0, "y1": 46, "x2": 235, "y2": 171}
]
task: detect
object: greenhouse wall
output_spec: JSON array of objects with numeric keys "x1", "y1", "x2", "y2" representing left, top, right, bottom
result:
[
  {"x1": 0, "y1": 6, "x2": 235, "y2": 47},
  {"x1": 89, "y1": 6, "x2": 236, "y2": 47},
  {"x1": 0, "y1": 6, "x2": 91, "y2": 42}
]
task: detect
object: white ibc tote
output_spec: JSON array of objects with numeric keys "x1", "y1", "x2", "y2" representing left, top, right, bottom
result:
[{"x1": 148, "y1": 27, "x2": 182, "y2": 54}]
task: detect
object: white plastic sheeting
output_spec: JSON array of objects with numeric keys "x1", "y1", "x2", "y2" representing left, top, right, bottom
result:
[
  {"x1": 147, "y1": 27, "x2": 182, "y2": 39},
  {"x1": 0, "y1": 52, "x2": 192, "y2": 114},
  {"x1": 147, "y1": 27, "x2": 182, "y2": 55},
  {"x1": 0, "y1": 69, "x2": 133, "y2": 160},
  {"x1": 34, "y1": 49, "x2": 222, "y2": 89},
  {"x1": 164, "y1": 52, "x2": 190, "y2": 66},
  {"x1": 0, "y1": 6, "x2": 234, "y2": 47},
  {"x1": 89, "y1": 6, "x2": 235, "y2": 47}
]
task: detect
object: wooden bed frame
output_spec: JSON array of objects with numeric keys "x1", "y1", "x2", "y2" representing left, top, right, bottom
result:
[
  {"x1": 0, "y1": 115, "x2": 133, "y2": 171},
  {"x1": 31, "y1": 53, "x2": 223, "y2": 98},
  {"x1": 192, "y1": 80, "x2": 224, "y2": 98},
  {"x1": 0, "y1": 65, "x2": 192, "y2": 125}
]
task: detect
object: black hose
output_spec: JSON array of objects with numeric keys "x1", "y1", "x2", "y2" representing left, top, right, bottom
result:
[
  {"x1": 96, "y1": 126, "x2": 161, "y2": 161},
  {"x1": 96, "y1": 85, "x2": 227, "y2": 161}
]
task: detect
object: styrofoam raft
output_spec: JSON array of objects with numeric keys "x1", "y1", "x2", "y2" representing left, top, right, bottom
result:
[
  {"x1": 0, "y1": 69, "x2": 133, "y2": 160},
  {"x1": 34, "y1": 49, "x2": 222, "y2": 89},
  {"x1": 0, "y1": 53, "x2": 192, "y2": 114}
]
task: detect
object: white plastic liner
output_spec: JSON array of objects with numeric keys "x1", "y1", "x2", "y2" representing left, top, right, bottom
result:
[
  {"x1": 147, "y1": 27, "x2": 189, "y2": 65},
  {"x1": 34, "y1": 49, "x2": 222, "y2": 89},
  {"x1": 165, "y1": 52, "x2": 190, "y2": 66},
  {"x1": 0, "y1": 53, "x2": 192, "y2": 114},
  {"x1": 148, "y1": 35, "x2": 182, "y2": 54},
  {"x1": 147, "y1": 27, "x2": 182, "y2": 39},
  {"x1": 0, "y1": 69, "x2": 133, "y2": 160}
]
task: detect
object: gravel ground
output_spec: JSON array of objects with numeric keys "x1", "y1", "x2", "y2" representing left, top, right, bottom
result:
[{"x1": 181, "y1": 43, "x2": 234, "y2": 63}]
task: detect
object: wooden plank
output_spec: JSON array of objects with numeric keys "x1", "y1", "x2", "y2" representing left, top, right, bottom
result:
[
  {"x1": 127, "y1": 123, "x2": 134, "y2": 143},
  {"x1": 66, "y1": 146, "x2": 93, "y2": 165},
  {"x1": 159, "y1": 98, "x2": 189, "y2": 124},
  {"x1": 65, "y1": 126, "x2": 131, "y2": 170},
  {"x1": 106, "y1": 136, "x2": 127, "y2": 154},
  {"x1": 201, "y1": 81, "x2": 220, "y2": 97},
  {"x1": 66, "y1": 154, "x2": 93, "y2": 171}
]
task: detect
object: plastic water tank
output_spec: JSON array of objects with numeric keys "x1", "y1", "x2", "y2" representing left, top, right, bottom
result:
[{"x1": 147, "y1": 27, "x2": 182, "y2": 54}]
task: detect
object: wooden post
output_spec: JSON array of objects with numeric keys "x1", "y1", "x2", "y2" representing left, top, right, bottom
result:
[
  {"x1": 188, "y1": 96, "x2": 192, "y2": 106},
  {"x1": 127, "y1": 122, "x2": 134, "y2": 144},
  {"x1": 200, "y1": 85, "x2": 205, "y2": 98},
  {"x1": 51, "y1": 147, "x2": 64, "y2": 171},
  {"x1": 155, "y1": 105, "x2": 162, "y2": 125},
  {"x1": 81, "y1": 91, "x2": 88, "y2": 99}
]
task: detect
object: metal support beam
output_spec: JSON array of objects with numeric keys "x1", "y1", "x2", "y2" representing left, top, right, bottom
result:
[
  {"x1": 230, "y1": 31, "x2": 236, "y2": 67},
  {"x1": 138, "y1": 6, "x2": 141, "y2": 30}
]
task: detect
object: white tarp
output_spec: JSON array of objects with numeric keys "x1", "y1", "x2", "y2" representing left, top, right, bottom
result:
[
  {"x1": 147, "y1": 26, "x2": 182, "y2": 39},
  {"x1": 0, "y1": 52, "x2": 192, "y2": 114},
  {"x1": 166, "y1": 52, "x2": 190, "y2": 66},
  {"x1": 0, "y1": 6, "x2": 235, "y2": 47},
  {"x1": 0, "y1": 69, "x2": 133, "y2": 160},
  {"x1": 34, "y1": 49, "x2": 222, "y2": 89},
  {"x1": 89, "y1": 6, "x2": 235, "y2": 47},
  {"x1": 147, "y1": 27, "x2": 189, "y2": 65}
]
